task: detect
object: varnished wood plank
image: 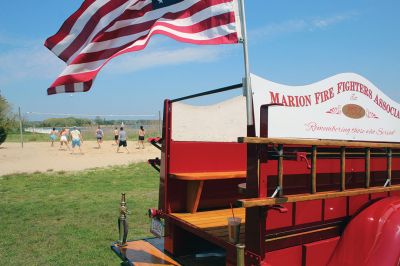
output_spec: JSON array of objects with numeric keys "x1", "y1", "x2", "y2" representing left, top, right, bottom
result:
[
  {"x1": 277, "y1": 144, "x2": 284, "y2": 196},
  {"x1": 172, "y1": 208, "x2": 245, "y2": 229},
  {"x1": 311, "y1": 145, "x2": 317, "y2": 194},
  {"x1": 171, "y1": 208, "x2": 246, "y2": 244},
  {"x1": 172, "y1": 208, "x2": 245, "y2": 219},
  {"x1": 238, "y1": 185, "x2": 400, "y2": 208},
  {"x1": 238, "y1": 137, "x2": 400, "y2": 149},
  {"x1": 170, "y1": 171, "x2": 246, "y2": 181},
  {"x1": 186, "y1": 180, "x2": 203, "y2": 213},
  {"x1": 176, "y1": 215, "x2": 246, "y2": 225},
  {"x1": 265, "y1": 226, "x2": 339, "y2": 242},
  {"x1": 173, "y1": 218, "x2": 246, "y2": 228}
]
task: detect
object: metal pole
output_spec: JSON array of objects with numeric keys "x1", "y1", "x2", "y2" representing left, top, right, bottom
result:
[
  {"x1": 18, "y1": 107, "x2": 23, "y2": 148},
  {"x1": 158, "y1": 110, "x2": 162, "y2": 136},
  {"x1": 238, "y1": 0, "x2": 253, "y2": 126},
  {"x1": 236, "y1": 244, "x2": 245, "y2": 266}
]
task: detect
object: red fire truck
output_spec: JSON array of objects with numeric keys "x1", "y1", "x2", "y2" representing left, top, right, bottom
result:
[{"x1": 112, "y1": 73, "x2": 400, "y2": 266}]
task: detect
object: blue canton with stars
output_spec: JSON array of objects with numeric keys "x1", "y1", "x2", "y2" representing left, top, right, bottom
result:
[{"x1": 152, "y1": 0, "x2": 184, "y2": 9}]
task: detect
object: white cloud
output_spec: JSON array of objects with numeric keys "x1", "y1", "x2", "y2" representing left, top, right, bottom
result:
[
  {"x1": 250, "y1": 20, "x2": 308, "y2": 40},
  {"x1": 0, "y1": 44, "x2": 65, "y2": 85},
  {"x1": 311, "y1": 14, "x2": 352, "y2": 29},
  {"x1": 104, "y1": 45, "x2": 233, "y2": 75},
  {"x1": 250, "y1": 12, "x2": 358, "y2": 40},
  {"x1": 0, "y1": 33, "x2": 234, "y2": 86}
]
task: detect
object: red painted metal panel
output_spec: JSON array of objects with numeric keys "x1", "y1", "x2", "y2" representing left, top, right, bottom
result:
[
  {"x1": 159, "y1": 100, "x2": 172, "y2": 212},
  {"x1": 328, "y1": 197, "x2": 400, "y2": 266},
  {"x1": 266, "y1": 203, "x2": 293, "y2": 230},
  {"x1": 303, "y1": 237, "x2": 340, "y2": 266},
  {"x1": 348, "y1": 194, "x2": 370, "y2": 216},
  {"x1": 262, "y1": 154, "x2": 399, "y2": 176},
  {"x1": 264, "y1": 245, "x2": 302, "y2": 266},
  {"x1": 169, "y1": 141, "x2": 247, "y2": 173},
  {"x1": 295, "y1": 200, "x2": 323, "y2": 225},
  {"x1": 370, "y1": 191, "x2": 388, "y2": 200},
  {"x1": 390, "y1": 190, "x2": 400, "y2": 197},
  {"x1": 324, "y1": 198, "x2": 347, "y2": 221}
]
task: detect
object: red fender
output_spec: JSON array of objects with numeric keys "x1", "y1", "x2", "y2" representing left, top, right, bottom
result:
[{"x1": 328, "y1": 196, "x2": 400, "y2": 266}]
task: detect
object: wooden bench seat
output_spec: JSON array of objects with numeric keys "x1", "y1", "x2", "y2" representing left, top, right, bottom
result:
[
  {"x1": 170, "y1": 171, "x2": 246, "y2": 213},
  {"x1": 171, "y1": 208, "x2": 246, "y2": 244}
]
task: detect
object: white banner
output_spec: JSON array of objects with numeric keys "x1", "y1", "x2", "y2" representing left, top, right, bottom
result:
[{"x1": 252, "y1": 73, "x2": 400, "y2": 142}]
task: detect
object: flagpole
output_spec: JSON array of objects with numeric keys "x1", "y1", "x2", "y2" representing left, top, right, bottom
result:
[{"x1": 238, "y1": 0, "x2": 253, "y2": 126}]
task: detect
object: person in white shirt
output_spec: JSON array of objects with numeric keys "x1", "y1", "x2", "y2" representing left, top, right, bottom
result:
[{"x1": 70, "y1": 126, "x2": 83, "y2": 154}]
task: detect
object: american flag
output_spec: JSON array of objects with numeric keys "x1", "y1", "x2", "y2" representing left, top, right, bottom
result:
[{"x1": 45, "y1": 0, "x2": 241, "y2": 95}]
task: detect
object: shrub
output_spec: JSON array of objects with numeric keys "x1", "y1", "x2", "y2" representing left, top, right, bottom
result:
[{"x1": 0, "y1": 126, "x2": 6, "y2": 145}]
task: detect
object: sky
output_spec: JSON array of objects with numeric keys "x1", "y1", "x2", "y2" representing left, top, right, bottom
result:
[{"x1": 0, "y1": 0, "x2": 399, "y2": 121}]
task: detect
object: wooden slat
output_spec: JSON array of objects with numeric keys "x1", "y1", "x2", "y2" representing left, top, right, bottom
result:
[
  {"x1": 277, "y1": 144, "x2": 284, "y2": 196},
  {"x1": 171, "y1": 208, "x2": 246, "y2": 230},
  {"x1": 186, "y1": 181, "x2": 204, "y2": 213},
  {"x1": 170, "y1": 171, "x2": 246, "y2": 181},
  {"x1": 365, "y1": 148, "x2": 371, "y2": 188},
  {"x1": 265, "y1": 226, "x2": 339, "y2": 243},
  {"x1": 238, "y1": 137, "x2": 400, "y2": 149},
  {"x1": 317, "y1": 152, "x2": 400, "y2": 156},
  {"x1": 171, "y1": 208, "x2": 246, "y2": 246},
  {"x1": 340, "y1": 147, "x2": 346, "y2": 191},
  {"x1": 172, "y1": 208, "x2": 245, "y2": 219},
  {"x1": 238, "y1": 185, "x2": 400, "y2": 208},
  {"x1": 311, "y1": 145, "x2": 317, "y2": 194}
]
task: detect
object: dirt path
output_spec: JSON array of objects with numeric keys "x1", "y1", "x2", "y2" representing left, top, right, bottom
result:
[{"x1": 0, "y1": 141, "x2": 160, "y2": 176}]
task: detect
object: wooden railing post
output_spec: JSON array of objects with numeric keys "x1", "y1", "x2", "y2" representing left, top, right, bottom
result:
[
  {"x1": 340, "y1": 147, "x2": 346, "y2": 191},
  {"x1": 311, "y1": 145, "x2": 317, "y2": 194},
  {"x1": 387, "y1": 148, "x2": 392, "y2": 186},
  {"x1": 277, "y1": 144, "x2": 284, "y2": 196},
  {"x1": 365, "y1": 148, "x2": 371, "y2": 188}
]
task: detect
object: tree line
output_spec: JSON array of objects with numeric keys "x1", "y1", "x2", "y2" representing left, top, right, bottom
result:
[
  {"x1": 0, "y1": 94, "x2": 16, "y2": 145},
  {"x1": 0, "y1": 93, "x2": 159, "y2": 145}
]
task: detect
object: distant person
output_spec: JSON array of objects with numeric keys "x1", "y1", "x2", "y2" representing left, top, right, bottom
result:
[
  {"x1": 70, "y1": 126, "x2": 83, "y2": 154},
  {"x1": 95, "y1": 126, "x2": 104, "y2": 148},
  {"x1": 64, "y1": 127, "x2": 71, "y2": 144},
  {"x1": 49, "y1": 127, "x2": 57, "y2": 147},
  {"x1": 116, "y1": 127, "x2": 129, "y2": 153},
  {"x1": 59, "y1": 128, "x2": 70, "y2": 151},
  {"x1": 137, "y1": 126, "x2": 145, "y2": 149},
  {"x1": 113, "y1": 127, "x2": 119, "y2": 145}
]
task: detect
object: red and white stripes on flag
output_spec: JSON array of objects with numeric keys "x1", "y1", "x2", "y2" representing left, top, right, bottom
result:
[{"x1": 45, "y1": 0, "x2": 241, "y2": 95}]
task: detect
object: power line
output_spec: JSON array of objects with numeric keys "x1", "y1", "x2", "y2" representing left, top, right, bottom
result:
[{"x1": 25, "y1": 111, "x2": 155, "y2": 118}]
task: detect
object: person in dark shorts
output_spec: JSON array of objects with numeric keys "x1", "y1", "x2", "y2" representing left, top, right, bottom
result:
[
  {"x1": 113, "y1": 127, "x2": 119, "y2": 145},
  {"x1": 137, "y1": 126, "x2": 145, "y2": 149},
  {"x1": 116, "y1": 127, "x2": 129, "y2": 153},
  {"x1": 95, "y1": 126, "x2": 104, "y2": 148}
]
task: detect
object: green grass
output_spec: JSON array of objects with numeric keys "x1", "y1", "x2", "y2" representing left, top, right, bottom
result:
[
  {"x1": 6, "y1": 132, "x2": 49, "y2": 142},
  {"x1": 0, "y1": 163, "x2": 159, "y2": 265}
]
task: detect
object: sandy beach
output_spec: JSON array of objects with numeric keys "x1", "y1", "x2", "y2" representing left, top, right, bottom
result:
[{"x1": 0, "y1": 140, "x2": 161, "y2": 176}]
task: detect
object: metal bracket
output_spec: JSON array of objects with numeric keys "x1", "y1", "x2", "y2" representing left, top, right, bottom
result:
[
  {"x1": 244, "y1": 250, "x2": 262, "y2": 266},
  {"x1": 149, "y1": 137, "x2": 162, "y2": 150},
  {"x1": 268, "y1": 205, "x2": 288, "y2": 213},
  {"x1": 296, "y1": 152, "x2": 311, "y2": 169},
  {"x1": 148, "y1": 158, "x2": 161, "y2": 172},
  {"x1": 384, "y1": 178, "x2": 391, "y2": 187},
  {"x1": 271, "y1": 186, "x2": 281, "y2": 198}
]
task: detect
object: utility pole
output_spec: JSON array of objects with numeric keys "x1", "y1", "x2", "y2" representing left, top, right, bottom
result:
[{"x1": 18, "y1": 107, "x2": 23, "y2": 148}]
